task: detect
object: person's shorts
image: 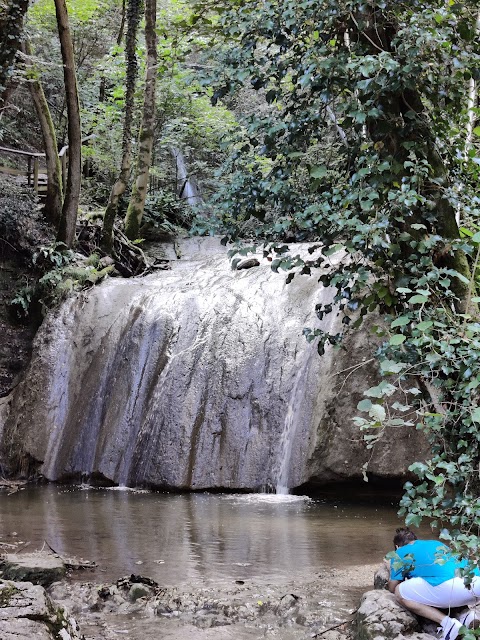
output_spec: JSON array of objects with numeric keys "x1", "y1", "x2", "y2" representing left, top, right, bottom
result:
[{"x1": 399, "y1": 577, "x2": 480, "y2": 608}]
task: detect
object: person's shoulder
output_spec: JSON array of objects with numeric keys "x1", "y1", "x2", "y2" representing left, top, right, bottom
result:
[{"x1": 417, "y1": 539, "x2": 450, "y2": 552}]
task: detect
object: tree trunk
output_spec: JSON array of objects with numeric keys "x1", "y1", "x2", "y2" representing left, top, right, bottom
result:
[
  {"x1": 124, "y1": 0, "x2": 157, "y2": 241},
  {"x1": 101, "y1": 151, "x2": 131, "y2": 252},
  {"x1": 117, "y1": 0, "x2": 127, "y2": 46},
  {"x1": 22, "y1": 38, "x2": 63, "y2": 227},
  {"x1": 101, "y1": 0, "x2": 141, "y2": 253},
  {"x1": 54, "y1": 0, "x2": 82, "y2": 248},
  {"x1": 354, "y1": 8, "x2": 473, "y2": 309},
  {"x1": 0, "y1": 0, "x2": 29, "y2": 109}
]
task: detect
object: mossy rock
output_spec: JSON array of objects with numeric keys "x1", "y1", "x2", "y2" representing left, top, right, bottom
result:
[{"x1": 0, "y1": 552, "x2": 66, "y2": 587}]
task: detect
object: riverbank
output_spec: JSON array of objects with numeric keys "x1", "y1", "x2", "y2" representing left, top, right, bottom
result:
[
  {"x1": 2, "y1": 559, "x2": 379, "y2": 640},
  {"x1": 2, "y1": 558, "x2": 446, "y2": 640}
]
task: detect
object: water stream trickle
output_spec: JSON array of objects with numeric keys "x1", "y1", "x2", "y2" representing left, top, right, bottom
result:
[
  {"x1": 274, "y1": 351, "x2": 313, "y2": 495},
  {"x1": 171, "y1": 147, "x2": 202, "y2": 205}
]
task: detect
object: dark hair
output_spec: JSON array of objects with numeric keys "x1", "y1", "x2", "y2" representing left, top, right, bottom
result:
[{"x1": 393, "y1": 527, "x2": 418, "y2": 547}]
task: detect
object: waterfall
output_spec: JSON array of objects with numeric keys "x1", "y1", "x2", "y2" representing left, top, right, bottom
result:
[
  {"x1": 274, "y1": 352, "x2": 313, "y2": 495},
  {"x1": 274, "y1": 296, "x2": 340, "y2": 494},
  {"x1": 1, "y1": 239, "x2": 348, "y2": 490},
  {"x1": 171, "y1": 147, "x2": 202, "y2": 206},
  {"x1": 0, "y1": 237, "x2": 424, "y2": 490}
]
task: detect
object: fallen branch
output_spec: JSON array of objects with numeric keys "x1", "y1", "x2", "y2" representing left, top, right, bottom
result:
[
  {"x1": 314, "y1": 612, "x2": 357, "y2": 637},
  {"x1": 43, "y1": 539, "x2": 96, "y2": 570}
]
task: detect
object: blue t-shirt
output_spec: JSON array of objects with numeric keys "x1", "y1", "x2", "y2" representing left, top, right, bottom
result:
[{"x1": 390, "y1": 540, "x2": 473, "y2": 586}]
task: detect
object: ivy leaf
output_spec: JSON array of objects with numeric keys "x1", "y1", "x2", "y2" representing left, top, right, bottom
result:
[
  {"x1": 417, "y1": 321, "x2": 433, "y2": 331},
  {"x1": 391, "y1": 316, "x2": 410, "y2": 328},
  {"x1": 405, "y1": 513, "x2": 422, "y2": 527},
  {"x1": 369, "y1": 404, "x2": 386, "y2": 422},
  {"x1": 365, "y1": 382, "x2": 396, "y2": 398},
  {"x1": 380, "y1": 359, "x2": 406, "y2": 374},
  {"x1": 409, "y1": 294, "x2": 429, "y2": 304},
  {"x1": 357, "y1": 399, "x2": 372, "y2": 412},
  {"x1": 471, "y1": 408, "x2": 480, "y2": 423},
  {"x1": 309, "y1": 165, "x2": 328, "y2": 179},
  {"x1": 390, "y1": 334, "x2": 406, "y2": 345}
]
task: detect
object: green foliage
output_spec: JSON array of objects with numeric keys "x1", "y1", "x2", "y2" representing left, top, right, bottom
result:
[
  {"x1": 33, "y1": 242, "x2": 74, "y2": 269},
  {"x1": 203, "y1": 0, "x2": 480, "y2": 567},
  {"x1": 141, "y1": 189, "x2": 185, "y2": 233},
  {"x1": 10, "y1": 241, "x2": 112, "y2": 320},
  {"x1": 29, "y1": 0, "x2": 115, "y2": 27},
  {"x1": 0, "y1": 0, "x2": 29, "y2": 100}
]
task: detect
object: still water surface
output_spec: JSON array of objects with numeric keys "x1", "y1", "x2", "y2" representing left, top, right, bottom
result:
[{"x1": 0, "y1": 486, "x2": 406, "y2": 586}]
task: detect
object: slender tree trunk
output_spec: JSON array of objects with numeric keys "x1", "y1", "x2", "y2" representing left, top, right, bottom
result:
[
  {"x1": 0, "y1": 79, "x2": 18, "y2": 120},
  {"x1": 54, "y1": 0, "x2": 82, "y2": 248},
  {"x1": 22, "y1": 38, "x2": 63, "y2": 227},
  {"x1": 0, "y1": 0, "x2": 29, "y2": 109},
  {"x1": 124, "y1": 0, "x2": 157, "y2": 241},
  {"x1": 117, "y1": 0, "x2": 127, "y2": 46},
  {"x1": 101, "y1": 0, "x2": 141, "y2": 253}
]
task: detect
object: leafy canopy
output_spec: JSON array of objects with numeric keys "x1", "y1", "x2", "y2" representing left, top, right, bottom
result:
[{"x1": 201, "y1": 0, "x2": 480, "y2": 570}]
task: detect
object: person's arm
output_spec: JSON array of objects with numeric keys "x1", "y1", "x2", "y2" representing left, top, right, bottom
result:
[
  {"x1": 388, "y1": 579, "x2": 401, "y2": 593},
  {"x1": 388, "y1": 549, "x2": 406, "y2": 592}
]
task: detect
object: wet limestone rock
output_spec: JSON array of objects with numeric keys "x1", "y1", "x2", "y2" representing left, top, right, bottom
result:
[
  {"x1": 235, "y1": 258, "x2": 260, "y2": 270},
  {"x1": 128, "y1": 582, "x2": 153, "y2": 602},
  {"x1": 356, "y1": 590, "x2": 434, "y2": 640},
  {"x1": 0, "y1": 579, "x2": 81, "y2": 640},
  {"x1": 0, "y1": 238, "x2": 429, "y2": 490},
  {"x1": 373, "y1": 561, "x2": 390, "y2": 590},
  {"x1": 0, "y1": 552, "x2": 66, "y2": 586}
]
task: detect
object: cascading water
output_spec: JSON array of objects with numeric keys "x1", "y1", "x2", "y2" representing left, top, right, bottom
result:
[
  {"x1": 0, "y1": 238, "x2": 427, "y2": 489},
  {"x1": 273, "y1": 299, "x2": 340, "y2": 494},
  {"x1": 274, "y1": 349, "x2": 314, "y2": 495},
  {"x1": 171, "y1": 147, "x2": 202, "y2": 206}
]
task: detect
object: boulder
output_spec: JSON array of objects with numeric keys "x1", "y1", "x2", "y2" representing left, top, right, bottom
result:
[
  {"x1": 373, "y1": 560, "x2": 390, "y2": 590},
  {"x1": 356, "y1": 590, "x2": 434, "y2": 640},
  {"x1": 0, "y1": 552, "x2": 66, "y2": 586},
  {"x1": 235, "y1": 258, "x2": 260, "y2": 270},
  {"x1": 0, "y1": 618, "x2": 53, "y2": 640},
  {"x1": 128, "y1": 582, "x2": 153, "y2": 602},
  {"x1": 0, "y1": 238, "x2": 428, "y2": 490},
  {"x1": 0, "y1": 579, "x2": 81, "y2": 640}
]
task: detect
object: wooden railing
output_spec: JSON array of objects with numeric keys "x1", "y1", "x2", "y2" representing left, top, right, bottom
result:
[
  {"x1": 0, "y1": 135, "x2": 96, "y2": 195},
  {"x1": 0, "y1": 145, "x2": 47, "y2": 193}
]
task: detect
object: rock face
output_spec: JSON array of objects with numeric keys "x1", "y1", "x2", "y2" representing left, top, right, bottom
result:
[
  {"x1": 0, "y1": 579, "x2": 81, "y2": 640},
  {"x1": 356, "y1": 590, "x2": 434, "y2": 640},
  {"x1": 0, "y1": 238, "x2": 428, "y2": 490}
]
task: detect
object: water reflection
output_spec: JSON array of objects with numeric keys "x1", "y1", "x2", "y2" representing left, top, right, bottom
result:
[{"x1": 0, "y1": 486, "x2": 409, "y2": 586}]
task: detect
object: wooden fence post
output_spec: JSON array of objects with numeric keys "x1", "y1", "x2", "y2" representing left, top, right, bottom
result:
[
  {"x1": 33, "y1": 157, "x2": 39, "y2": 193},
  {"x1": 61, "y1": 151, "x2": 67, "y2": 193}
]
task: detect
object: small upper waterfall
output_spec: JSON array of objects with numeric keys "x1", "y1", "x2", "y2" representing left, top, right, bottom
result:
[{"x1": 171, "y1": 147, "x2": 203, "y2": 206}]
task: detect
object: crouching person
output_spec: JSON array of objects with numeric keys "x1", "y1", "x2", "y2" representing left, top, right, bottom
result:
[{"x1": 389, "y1": 527, "x2": 480, "y2": 640}]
